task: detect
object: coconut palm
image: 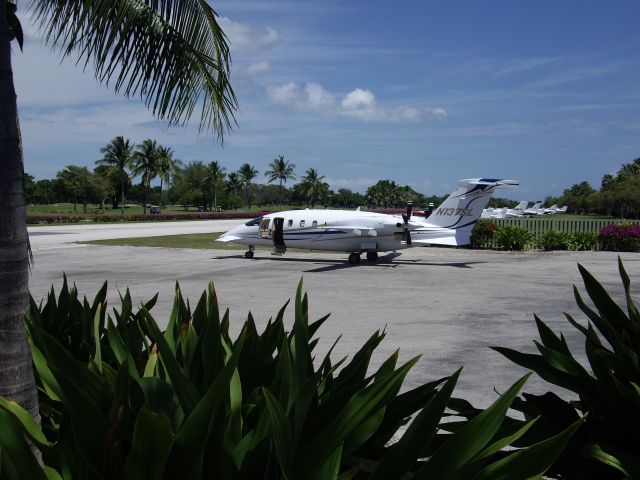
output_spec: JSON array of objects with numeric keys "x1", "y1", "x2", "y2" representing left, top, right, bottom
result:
[
  {"x1": 225, "y1": 172, "x2": 242, "y2": 209},
  {"x1": 132, "y1": 139, "x2": 162, "y2": 214},
  {"x1": 238, "y1": 163, "x2": 259, "y2": 208},
  {"x1": 206, "y1": 160, "x2": 226, "y2": 210},
  {"x1": 157, "y1": 146, "x2": 181, "y2": 212},
  {"x1": 265, "y1": 155, "x2": 296, "y2": 206},
  {"x1": 300, "y1": 168, "x2": 329, "y2": 207},
  {"x1": 0, "y1": 0, "x2": 236, "y2": 421},
  {"x1": 96, "y1": 136, "x2": 134, "y2": 217}
]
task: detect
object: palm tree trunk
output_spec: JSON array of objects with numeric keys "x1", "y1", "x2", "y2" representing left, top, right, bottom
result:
[
  {"x1": 159, "y1": 178, "x2": 163, "y2": 213},
  {"x1": 0, "y1": 1, "x2": 40, "y2": 426},
  {"x1": 120, "y1": 180, "x2": 125, "y2": 218}
]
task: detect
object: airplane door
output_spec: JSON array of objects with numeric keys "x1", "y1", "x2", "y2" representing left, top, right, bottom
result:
[
  {"x1": 259, "y1": 218, "x2": 271, "y2": 239},
  {"x1": 272, "y1": 217, "x2": 286, "y2": 254}
]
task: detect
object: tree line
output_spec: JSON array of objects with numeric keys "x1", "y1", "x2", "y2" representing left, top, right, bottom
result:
[
  {"x1": 545, "y1": 157, "x2": 640, "y2": 218},
  {"x1": 26, "y1": 136, "x2": 458, "y2": 213}
]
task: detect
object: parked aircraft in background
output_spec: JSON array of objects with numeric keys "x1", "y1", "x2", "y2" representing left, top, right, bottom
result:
[
  {"x1": 523, "y1": 202, "x2": 543, "y2": 216},
  {"x1": 218, "y1": 178, "x2": 519, "y2": 264}
]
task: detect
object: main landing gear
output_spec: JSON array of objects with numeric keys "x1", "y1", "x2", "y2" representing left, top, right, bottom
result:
[
  {"x1": 348, "y1": 251, "x2": 378, "y2": 265},
  {"x1": 348, "y1": 252, "x2": 361, "y2": 265},
  {"x1": 244, "y1": 245, "x2": 255, "y2": 259}
]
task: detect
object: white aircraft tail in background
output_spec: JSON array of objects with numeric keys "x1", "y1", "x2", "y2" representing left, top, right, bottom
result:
[{"x1": 523, "y1": 201, "x2": 543, "y2": 216}]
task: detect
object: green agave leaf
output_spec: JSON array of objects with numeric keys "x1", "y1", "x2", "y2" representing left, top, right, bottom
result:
[
  {"x1": 27, "y1": 335, "x2": 62, "y2": 402},
  {"x1": 43, "y1": 466, "x2": 63, "y2": 480},
  {"x1": 143, "y1": 347, "x2": 158, "y2": 378},
  {"x1": 578, "y1": 263, "x2": 629, "y2": 329},
  {"x1": 106, "y1": 318, "x2": 130, "y2": 366},
  {"x1": 164, "y1": 331, "x2": 245, "y2": 479},
  {"x1": 534, "y1": 315, "x2": 572, "y2": 356},
  {"x1": 573, "y1": 286, "x2": 623, "y2": 353},
  {"x1": 371, "y1": 369, "x2": 461, "y2": 480},
  {"x1": 137, "y1": 377, "x2": 175, "y2": 415},
  {"x1": 618, "y1": 257, "x2": 640, "y2": 327},
  {"x1": 0, "y1": 410, "x2": 48, "y2": 480},
  {"x1": 473, "y1": 416, "x2": 583, "y2": 480},
  {"x1": 367, "y1": 376, "x2": 445, "y2": 447},
  {"x1": 533, "y1": 341, "x2": 590, "y2": 377},
  {"x1": 581, "y1": 442, "x2": 640, "y2": 477},
  {"x1": 491, "y1": 347, "x2": 592, "y2": 394},
  {"x1": 0, "y1": 397, "x2": 53, "y2": 451},
  {"x1": 294, "y1": 356, "x2": 420, "y2": 477},
  {"x1": 123, "y1": 407, "x2": 174, "y2": 480},
  {"x1": 314, "y1": 443, "x2": 343, "y2": 480},
  {"x1": 374, "y1": 350, "x2": 399, "y2": 380},
  {"x1": 191, "y1": 289, "x2": 209, "y2": 336},
  {"x1": 309, "y1": 312, "x2": 331, "y2": 340},
  {"x1": 263, "y1": 387, "x2": 293, "y2": 476},
  {"x1": 93, "y1": 303, "x2": 104, "y2": 373},
  {"x1": 344, "y1": 405, "x2": 386, "y2": 451},
  {"x1": 413, "y1": 373, "x2": 531, "y2": 479},
  {"x1": 138, "y1": 306, "x2": 200, "y2": 414}
]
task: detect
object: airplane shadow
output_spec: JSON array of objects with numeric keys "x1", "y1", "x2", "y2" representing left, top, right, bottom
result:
[{"x1": 212, "y1": 252, "x2": 484, "y2": 273}]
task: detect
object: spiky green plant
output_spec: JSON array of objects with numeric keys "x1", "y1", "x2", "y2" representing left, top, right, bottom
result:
[
  {"x1": 450, "y1": 258, "x2": 639, "y2": 479},
  {"x1": 0, "y1": 278, "x2": 582, "y2": 479}
]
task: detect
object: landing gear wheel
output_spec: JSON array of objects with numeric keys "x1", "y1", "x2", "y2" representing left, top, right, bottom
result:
[
  {"x1": 348, "y1": 252, "x2": 361, "y2": 265},
  {"x1": 366, "y1": 251, "x2": 378, "y2": 261},
  {"x1": 244, "y1": 250, "x2": 254, "y2": 259}
]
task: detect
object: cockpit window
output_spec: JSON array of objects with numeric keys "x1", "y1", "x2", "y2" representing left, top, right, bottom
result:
[{"x1": 245, "y1": 216, "x2": 263, "y2": 226}]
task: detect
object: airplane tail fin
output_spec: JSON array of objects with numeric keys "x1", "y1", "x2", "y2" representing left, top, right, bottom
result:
[{"x1": 423, "y1": 178, "x2": 519, "y2": 245}]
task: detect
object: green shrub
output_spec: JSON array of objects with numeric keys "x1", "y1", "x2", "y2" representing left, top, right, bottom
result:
[
  {"x1": 536, "y1": 230, "x2": 571, "y2": 251},
  {"x1": 494, "y1": 225, "x2": 532, "y2": 251},
  {"x1": 0, "y1": 279, "x2": 581, "y2": 479},
  {"x1": 451, "y1": 258, "x2": 640, "y2": 479},
  {"x1": 567, "y1": 231, "x2": 598, "y2": 251},
  {"x1": 470, "y1": 219, "x2": 497, "y2": 249}
]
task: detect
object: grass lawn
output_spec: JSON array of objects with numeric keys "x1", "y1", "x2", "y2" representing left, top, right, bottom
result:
[{"x1": 82, "y1": 233, "x2": 249, "y2": 250}]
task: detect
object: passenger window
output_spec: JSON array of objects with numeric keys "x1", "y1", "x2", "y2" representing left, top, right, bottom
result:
[
  {"x1": 312, "y1": 220, "x2": 318, "y2": 228},
  {"x1": 288, "y1": 219, "x2": 293, "y2": 227},
  {"x1": 300, "y1": 220, "x2": 305, "y2": 227}
]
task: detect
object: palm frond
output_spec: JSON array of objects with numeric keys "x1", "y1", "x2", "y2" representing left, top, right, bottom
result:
[{"x1": 28, "y1": 0, "x2": 237, "y2": 141}]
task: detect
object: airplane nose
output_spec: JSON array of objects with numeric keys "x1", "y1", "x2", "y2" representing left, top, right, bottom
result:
[{"x1": 217, "y1": 225, "x2": 243, "y2": 242}]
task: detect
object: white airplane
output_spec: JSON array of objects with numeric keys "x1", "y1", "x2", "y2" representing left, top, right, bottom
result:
[
  {"x1": 523, "y1": 201, "x2": 543, "y2": 216},
  {"x1": 218, "y1": 178, "x2": 519, "y2": 264},
  {"x1": 481, "y1": 200, "x2": 528, "y2": 219}
]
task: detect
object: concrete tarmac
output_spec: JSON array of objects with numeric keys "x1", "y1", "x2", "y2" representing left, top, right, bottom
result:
[{"x1": 27, "y1": 220, "x2": 640, "y2": 408}]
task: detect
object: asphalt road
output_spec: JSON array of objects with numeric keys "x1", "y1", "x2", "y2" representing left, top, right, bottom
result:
[{"x1": 27, "y1": 220, "x2": 640, "y2": 408}]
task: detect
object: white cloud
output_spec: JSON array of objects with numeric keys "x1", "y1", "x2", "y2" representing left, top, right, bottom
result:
[
  {"x1": 266, "y1": 82, "x2": 437, "y2": 123},
  {"x1": 218, "y1": 17, "x2": 279, "y2": 52},
  {"x1": 243, "y1": 60, "x2": 272, "y2": 76},
  {"x1": 432, "y1": 107, "x2": 448, "y2": 118}
]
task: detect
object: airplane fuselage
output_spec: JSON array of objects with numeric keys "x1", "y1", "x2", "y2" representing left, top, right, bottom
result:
[{"x1": 224, "y1": 209, "x2": 458, "y2": 253}]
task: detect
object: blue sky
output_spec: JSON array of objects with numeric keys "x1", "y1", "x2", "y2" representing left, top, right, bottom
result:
[{"x1": 13, "y1": 0, "x2": 640, "y2": 200}]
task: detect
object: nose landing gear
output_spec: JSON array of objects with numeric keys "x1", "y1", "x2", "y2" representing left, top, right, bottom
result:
[{"x1": 244, "y1": 245, "x2": 255, "y2": 259}]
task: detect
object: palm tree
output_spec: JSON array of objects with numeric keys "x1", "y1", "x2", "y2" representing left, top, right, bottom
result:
[
  {"x1": 238, "y1": 163, "x2": 259, "y2": 208},
  {"x1": 206, "y1": 160, "x2": 226, "y2": 211},
  {"x1": 156, "y1": 146, "x2": 180, "y2": 213},
  {"x1": 300, "y1": 168, "x2": 328, "y2": 207},
  {"x1": 0, "y1": 0, "x2": 236, "y2": 421},
  {"x1": 96, "y1": 136, "x2": 134, "y2": 217},
  {"x1": 265, "y1": 155, "x2": 296, "y2": 206},
  {"x1": 132, "y1": 139, "x2": 162, "y2": 214},
  {"x1": 225, "y1": 172, "x2": 242, "y2": 209}
]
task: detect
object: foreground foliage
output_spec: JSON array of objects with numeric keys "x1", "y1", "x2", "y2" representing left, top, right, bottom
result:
[
  {"x1": 452, "y1": 258, "x2": 640, "y2": 479},
  {"x1": 0, "y1": 279, "x2": 581, "y2": 479}
]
